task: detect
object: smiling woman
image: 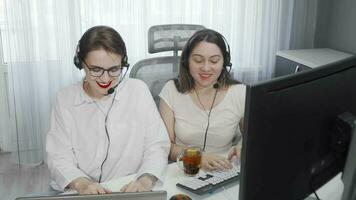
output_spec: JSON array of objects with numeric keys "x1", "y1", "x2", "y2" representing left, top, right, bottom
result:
[
  {"x1": 159, "y1": 29, "x2": 245, "y2": 172},
  {"x1": 82, "y1": 49, "x2": 123, "y2": 98},
  {"x1": 46, "y1": 26, "x2": 170, "y2": 195},
  {"x1": 1, "y1": 0, "x2": 300, "y2": 168},
  {"x1": 188, "y1": 41, "x2": 224, "y2": 89},
  {"x1": 73, "y1": 26, "x2": 129, "y2": 98}
]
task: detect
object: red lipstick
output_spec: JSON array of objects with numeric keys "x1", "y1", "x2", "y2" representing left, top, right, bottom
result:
[{"x1": 96, "y1": 81, "x2": 112, "y2": 89}]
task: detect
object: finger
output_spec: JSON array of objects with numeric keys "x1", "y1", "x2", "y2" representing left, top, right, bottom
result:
[
  {"x1": 216, "y1": 160, "x2": 232, "y2": 171},
  {"x1": 206, "y1": 162, "x2": 216, "y2": 171},
  {"x1": 120, "y1": 184, "x2": 128, "y2": 192},
  {"x1": 80, "y1": 190, "x2": 89, "y2": 195},
  {"x1": 77, "y1": 189, "x2": 85, "y2": 195},
  {"x1": 86, "y1": 186, "x2": 98, "y2": 194},
  {"x1": 124, "y1": 182, "x2": 138, "y2": 192},
  {"x1": 104, "y1": 188, "x2": 112, "y2": 193},
  {"x1": 214, "y1": 160, "x2": 230, "y2": 171},
  {"x1": 129, "y1": 185, "x2": 140, "y2": 192},
  {"x1": 94, "y1": 185, "x2": 103, "y2": 194},
  {"x1": 89, "y1": 189, "x2": 98, "y2": 195},
  {"x1": 210, "y1": 160, "x2": 222, "y2": 170},
  {"x1": 97, "y1": 187, "x2": 106, "y2": 194},
  {"x1": 228, "y1": 150, "x2": 234, "y2": 160},
  {"x1": 220, "y1": 159, "x2": 233, "y2": 169},
  {"x1": 125, "y1": 182, "x2": 135, "y2": 192},
  {"x1": 228, "y1": 147, "x2": 236, "y2": 160},
  {"x1": 235, "y1": 147, "x2": 241, "y2": 159},
  {"x1": 138, "y1": 186, "x2": 145, "y2": 192}
]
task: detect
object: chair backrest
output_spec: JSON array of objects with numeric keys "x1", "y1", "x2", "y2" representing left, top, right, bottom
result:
[
  {"x1": 130, "y1": 56, "x2": 180, "y2": 107},
  {"x1": 148, "y1": 24, "x2": 206, "y2": 56},
  {"x1": 131, "y1": 24, "x2": 205, "y2": 107}
]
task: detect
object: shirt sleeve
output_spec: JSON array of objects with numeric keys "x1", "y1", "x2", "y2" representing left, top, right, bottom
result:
[
  {"x1": 46, "y1": 94, "x2": 90, "y2": 191},
  {"x1": 232, "y1": 84, "x2": 246, "y2": 147},
  {"x1": 136, "y1": 83, "x2": 171, "y2": 185},
  {"x1": 237, "y1": 84, "x2": 247, "y2": 117},
  {"x1": 158, "y1": 80, "x2": 175, "y2": 110}
]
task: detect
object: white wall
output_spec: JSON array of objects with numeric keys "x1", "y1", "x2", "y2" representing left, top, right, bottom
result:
[
  {"x1": 289, "y1": 0, "x2": 318, "y2": 50},
  {"x1": 314, "y1": 0, "x2": 356, "y2": 54}
]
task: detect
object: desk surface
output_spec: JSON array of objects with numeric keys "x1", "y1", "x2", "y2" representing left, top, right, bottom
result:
[
  {"x1": 102, "y1": 163, "x2": 237, "y2": 200},
  {"x1": 101, "y1": 163, "x2": 344, "y2": 200}
]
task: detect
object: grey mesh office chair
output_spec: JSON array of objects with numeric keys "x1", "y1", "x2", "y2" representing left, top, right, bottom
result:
[{"x1": 130, "y1": 24, "x2": 205, "y2": 106}]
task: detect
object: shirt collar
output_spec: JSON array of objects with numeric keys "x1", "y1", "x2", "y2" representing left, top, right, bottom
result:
[{"x1": 73, "y1": 80, "x2": 94, "y2": 106}]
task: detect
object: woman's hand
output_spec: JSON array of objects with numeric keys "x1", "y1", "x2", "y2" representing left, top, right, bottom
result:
[
  {"x1": 120, "y1": 174, "x2": 156, "y2": 192},
  {"x1": 228, "y1": 145, "x2": 241, "y2": 161},
  {"x1": 70, "y1": 177, "x2": 112, "y2": 194},
  {"x1": 201, "y1": 152, "x2": 233, "y2": 171}
]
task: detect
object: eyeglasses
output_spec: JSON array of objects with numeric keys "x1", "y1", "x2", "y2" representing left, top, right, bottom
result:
[{"x1": 84, "y1": 63, "x2": 123, "y2": 77}]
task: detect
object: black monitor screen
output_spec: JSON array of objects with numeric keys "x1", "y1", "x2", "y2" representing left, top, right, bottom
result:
[
  {"x1": 239, "y1": 56, "x2": 356, "y2": 200},
  {"x1": 341, "y1": 121, "x2": 356, "y2": 200}
]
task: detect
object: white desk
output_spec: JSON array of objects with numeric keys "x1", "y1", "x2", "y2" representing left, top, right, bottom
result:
[
  {"x1": 101, "y1": 163, "x2": 344, "y2": 200},
  {"x1": 102, "y1": 163, "x2": 237, "y2": 200}
]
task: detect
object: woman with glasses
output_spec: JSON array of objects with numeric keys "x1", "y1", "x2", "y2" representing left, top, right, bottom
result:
[{"x1": 46, "y1": 26, "x2": 170, "y2": 194}]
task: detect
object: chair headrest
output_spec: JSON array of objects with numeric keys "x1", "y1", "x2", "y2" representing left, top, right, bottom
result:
[{"x1": 148, "y1": 24, "x2": 205, "y2": 54}]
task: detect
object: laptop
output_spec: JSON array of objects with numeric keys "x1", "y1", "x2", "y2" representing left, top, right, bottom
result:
[{"x1": 16, "y1": 191, "x2": 167, "y2": 200}]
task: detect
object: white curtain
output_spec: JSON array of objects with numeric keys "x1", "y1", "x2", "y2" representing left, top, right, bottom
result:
[
  {"x1": 3, "y1": 1, "x2": 83, "y2": 165},
  {"x1": 2, "y1": 0, "x2": 298, "y2": 165}
]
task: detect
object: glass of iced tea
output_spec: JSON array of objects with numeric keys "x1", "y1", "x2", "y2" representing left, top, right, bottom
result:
[{"x1": 177, "y1": 146, "x2": 202, "y2": 176}]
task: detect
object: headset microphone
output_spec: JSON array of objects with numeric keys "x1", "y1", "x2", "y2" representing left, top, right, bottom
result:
[
  {"x1": 213, "y1": 83, "x2": 219, "y2": 89},
  {"x1": 105, "y1": 66, "x2": 129, "y2": 96},
  {"x1": 106, "y1": 84, "x2": 119, "y2": 95}
]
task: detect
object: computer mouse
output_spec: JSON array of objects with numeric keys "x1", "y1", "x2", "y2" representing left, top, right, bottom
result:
[{"x1": 169, "y1": 193, "x2": 192, "y2": 200}]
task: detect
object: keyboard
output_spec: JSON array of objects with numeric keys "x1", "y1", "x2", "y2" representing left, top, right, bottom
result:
[{"x1": 176, "y1": 163, "x2": 240, "y2": 195}]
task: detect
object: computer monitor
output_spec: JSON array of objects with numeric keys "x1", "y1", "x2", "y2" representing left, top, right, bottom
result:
[
  {"x1": 341, "y1": 121, "x2": 356, "y2": 200},
  {"x1": 239, "y1": 56, "x2": 356, "y2": 200}
]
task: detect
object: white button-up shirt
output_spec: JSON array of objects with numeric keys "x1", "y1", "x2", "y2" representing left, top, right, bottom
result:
[{"x1": 46, "y1": 79, "x2": 170, "y2": 191}]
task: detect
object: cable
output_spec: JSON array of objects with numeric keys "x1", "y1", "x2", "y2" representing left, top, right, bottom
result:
[
  {"x1": 313, "y1": 190, "x2": 321, "y2": 200},
  {"x1": 97, "y1": 69, "x2": 127, "y2": 183},
  {"x1": 98, "y1": 90, "x2": 117, "y2": 183},
  {"x1": 202, "y1": 87, "x2": 219, "y2": 151},
  {"x1": 309, "y1": 178, "x2": 321, "y2": 200}
]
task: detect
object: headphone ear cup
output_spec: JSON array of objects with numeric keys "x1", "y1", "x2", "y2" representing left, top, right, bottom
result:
[
  {"x1": 73, "y1": 44, "x2": 83, "y2": 70},
  {"x1": 224, "y1": 53, "x2": 232, "y2": 68},
  {"x1": 121, "y1": 55, "x2": 130, "y2": 69},
  {"x1": 73, "y1": 55, "x2": 82, "y2": 70}
]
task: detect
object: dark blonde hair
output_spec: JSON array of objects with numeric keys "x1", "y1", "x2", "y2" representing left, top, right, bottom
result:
[{"x1": 175, "y1": 29, "x2": 239, "y2": 93}]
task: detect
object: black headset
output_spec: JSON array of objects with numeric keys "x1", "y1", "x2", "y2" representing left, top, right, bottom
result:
[
  {"x1": 73, "y1": 43, "x2": 129, "y2": 70},
  {"x1": 73, "y1": 45, "x2": 129, "y2": 70},
  {"x1": 181, "y1": 29, "x2": 232, "y2": 70},
  {"x1": 73, "y1": 27, "x2": 130, "y2": 70},
  {"x1": 181, "y1": 29, "x2": 233, "y2": 151}
]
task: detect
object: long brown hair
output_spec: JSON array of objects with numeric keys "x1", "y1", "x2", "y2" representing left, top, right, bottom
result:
[{"x1": 175, "y1": 29, "x2": 240, "y2": 93}]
